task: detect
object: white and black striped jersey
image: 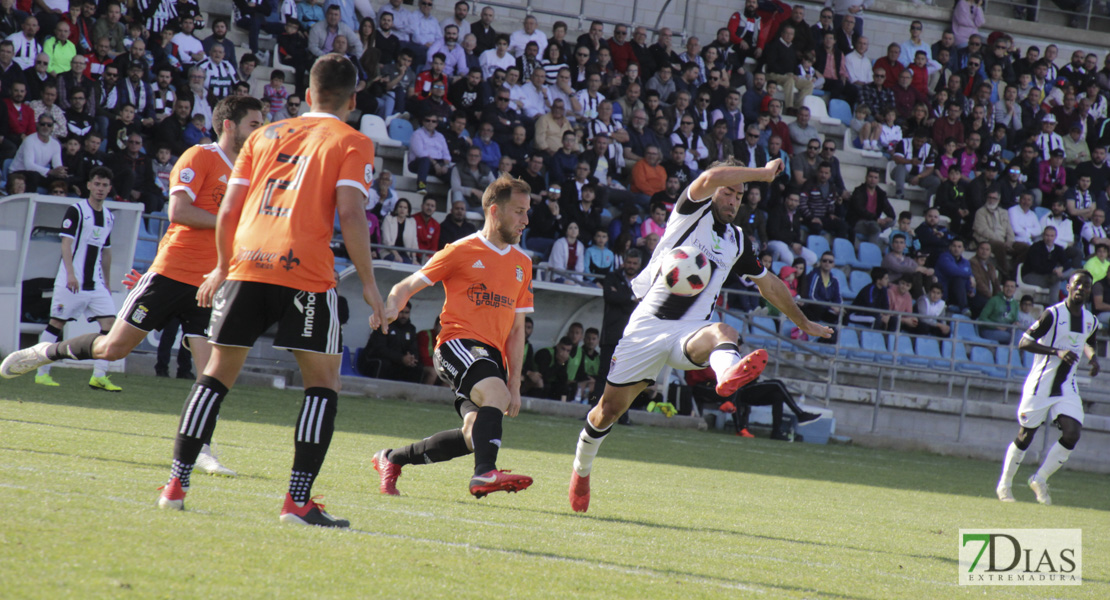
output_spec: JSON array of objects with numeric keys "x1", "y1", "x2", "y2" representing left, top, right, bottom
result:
[
  {"x1": 55, "y1": 199, "x2": 114, "y2": 291},
  {"x1": 1021, "y1": 301, "x2": 1098, "y2": 398},
  {"x1": 197, "y1": 58, "x2": 238, "y2": 103},
  {"x1": 136, "y1": 0, "x2": 177, "y2": 33},
  {"x1": 630, "y1": 188, "x2": 768, "y2": 322},
  {"x1": 1035, "y1": 131, "x2": 1064, "y2": 161},
  {"x1": 6, "y1": 32, "x2": 42, "y2": 70}
]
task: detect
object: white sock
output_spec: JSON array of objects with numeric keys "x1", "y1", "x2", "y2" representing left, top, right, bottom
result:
[
  {"x1": 37, "y1": 329, "x2": 58, "y2": 377},
  {"x1": 708, "y1": 344, "x2": 742, "y2": 380},
  {"x1": 92, "y1": 360, "x2": 108, "y2": 378},
  {"x1": 1034, "y1": 442, "x2": 1072, "y2": 482},
  {"x1": 573, "y1": 422, "x2": 611, "y2": 477},
  {"x1": 998, "y1": 442, "x2": 1026, "y2": 488}
]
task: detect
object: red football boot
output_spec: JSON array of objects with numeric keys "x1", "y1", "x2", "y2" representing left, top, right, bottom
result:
[
  {"x1": 469, "y1": 469, "x2": 533, "y2": 498},
  {"x1": 372, "y1": 449, "x2": 402, "y2": 496},
  {"x1": 715, "y1": 349, "x2": 769, "y2": 397},
  {"x1": 569, "y1": 471, "x2": 590, "y2": 513}
]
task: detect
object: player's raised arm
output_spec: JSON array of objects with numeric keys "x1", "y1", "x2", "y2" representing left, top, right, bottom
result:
[
  {"x1": 337, "y1": 186, "x2": 388, "y2": 333},
  {"x1": 687, "y1": 158, "x2": 784, "y2": 201},
  {"x1": 753, "y1": 271, "x2": 834, "y2": 339}
]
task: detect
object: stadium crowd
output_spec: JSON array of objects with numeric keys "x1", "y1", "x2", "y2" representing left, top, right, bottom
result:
[{"x1": 5, "y1": 0, "x2": 1110, "y2": 348}]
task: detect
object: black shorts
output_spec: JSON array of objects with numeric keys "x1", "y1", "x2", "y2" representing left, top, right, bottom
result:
[
  {"x1": 117, "y1": 272, "x2": 211, "y2": 338},
  {"x1": 433, "y1": 338, "x2": 506, "y2": 417},
  {"x1": 208, "y1": 280, "x2": 342, "y2": 354}
]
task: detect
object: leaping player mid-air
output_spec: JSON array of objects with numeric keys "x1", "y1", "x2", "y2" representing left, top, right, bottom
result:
[
  {"x1": 568, "y1": 158, "x2": 834, "y2": 513},
  {"x1": 996, "y1": 270, "x2": 1099, "y2": 505}
]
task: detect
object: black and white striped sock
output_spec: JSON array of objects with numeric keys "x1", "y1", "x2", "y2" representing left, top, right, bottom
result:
[
  {"x1": 171, "y1": 375, "x2": 228, "y2": 482},
  {"x1": 289, "y1": 387, "x2": 338, "y2": 503}
]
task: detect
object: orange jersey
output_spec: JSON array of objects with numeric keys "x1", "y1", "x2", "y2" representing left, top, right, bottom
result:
[
  {"x1": 151, "y1": 143, "x2": 234, "y2": 287},
  {"x1": 418, "y1": 233, "x2": 534, "y2": 359},
  {"x1": 228, "y1": 113, "x2": 375, "y2": 292}
]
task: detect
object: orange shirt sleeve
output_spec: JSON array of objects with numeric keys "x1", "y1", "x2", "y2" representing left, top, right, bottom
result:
[
  {"x1": 516, "y1": 260, "x2": 534, "y2": 313},
  {"x1": 336, "y1": 134, "x2": 376, "y2": 197},
  {"x1": 419, "y1": 244, "x2": 458, "y2": 285},
  {"x1": 168, "y1": 146, "x2": 211, "y2": 201}
]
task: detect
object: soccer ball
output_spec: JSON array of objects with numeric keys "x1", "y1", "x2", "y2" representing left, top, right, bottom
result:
[{"x1": 661, "y1": 246, "x2": 711, "y2": 296}]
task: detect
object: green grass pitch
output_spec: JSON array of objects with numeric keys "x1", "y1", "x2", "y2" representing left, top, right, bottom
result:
[{"x1": 1, "y1": 368, "x2": 1108, "y2": 599}]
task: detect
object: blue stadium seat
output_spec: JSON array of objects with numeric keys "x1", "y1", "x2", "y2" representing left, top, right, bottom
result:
[
  {"x1": 914, "y1": 337, "x2": 946, "y2": 369},
  {"x1": 936, "y1": 340, "x2": 957, "y2": 370},
  {"x1": 771, "y1": 261, "x2": 788, "y2": 275},
  {"x1": 838, "y1": 327, "x2": 860, "y2": 351},
  {"x1": 721, "y1": 313, "x2": 746, "y2": 336},
  {"x1": 953, "y1": 316, "x2": 992, "y2": 344},
  {"x1": 997, "y1": 346, "x2": 1029, "y2": 377},
  {"x1": 807, "y1": 234, "x2": 830, "y2": 256},
  {"x1": 388, "y1": 118, "x2": 414, "y2": 145},
  {"x1": 892, "y1": 334, "x2": 926, "y2": 367},
  {"x1": 748, "y1": 315, "x2": 780, "y2": 341},
  {"x1": 133, "y1": 238, "x2": 158, "y2": 270},
  {"x1": 833, "y1": 238, "x2": 863, "y2": 269},
  {"x1": 829, "y1": 99, "x2": 852, "y2": 126},
  {"x1": 340, "y1": 346, "x2": 359, "y2": 376},
  {"x1": 856, "y1": 242, "x2": 883, "y2": 269},
  {"x1": 829, "y1": 268, "x2": 853, "y2": 300},
  {"x1": 1033, "y1": 206, "x2": 1050, "y2": 220},
  {"x1": 848, "y1": 270, "x2": 872, "y2": 297},
  {"x1": 861, "y1": 331, "x2": 893, "y2": 363},
  {"x1": 968, "y1": 345, "x2": 1006, "y2": 377}
]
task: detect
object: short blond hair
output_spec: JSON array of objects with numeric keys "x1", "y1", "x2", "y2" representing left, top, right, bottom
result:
[{"x1": 481, "y1": 174, "x2": 531, "y2": 212}]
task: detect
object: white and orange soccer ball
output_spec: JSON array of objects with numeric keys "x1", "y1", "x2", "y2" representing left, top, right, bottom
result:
[{"x1": 661, "y1": 246, "x2": 711, "y2": 296}]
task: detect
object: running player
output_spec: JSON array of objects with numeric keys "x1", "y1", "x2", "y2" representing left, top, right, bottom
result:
[
  {"x1": 157, "y1": 54, "x2": 384, "y2": 527},
  {"x1": 371, "y1": 175, "x2": 535, "y2": 499},
  {"x1": 1, "y1": 97, "x2": 265, "y2": 477},
  {"x1": 21, "y1": 167, "x2": 121, "y2": 391},
  {"x1": 567, "y1": 158, "x2": 834, "y2": 513},
  {"x1": 996, "y1": 270, "x2": 1099, "y2": 505}
]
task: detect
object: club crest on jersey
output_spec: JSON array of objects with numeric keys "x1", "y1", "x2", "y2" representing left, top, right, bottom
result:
[
  {"x1": 515, "y1": 265, "x2": 524, "y2": 282},
  {"x1": 470, "y1": 345, "x2": 489, "y2": 358},
  {"x1": 131, "y1": 304, "x2": 149, "y2": 324},
  {"x1": 62, "y1": 218, "x2": 72, "y2": 229},
  {"x1": 279, "y1": 249, "x2": 300, "y2": 271},
  {"x1": 364, "y1": 164, "x2": 374, "y2": 184},
  {"x1": 179, "y1": 168, "x2": 195, "y2": 183}
]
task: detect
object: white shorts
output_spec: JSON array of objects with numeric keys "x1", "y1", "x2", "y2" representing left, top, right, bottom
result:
[
  {"x1": 50, "y1": 285, "x2": 117, "y2": 323},
  {"x1": 1017, "y1": 391, "x2": 1085, "y2": 428},
  {"x1": 606, "y1": 318, "x2": 713, "y2": 386}
]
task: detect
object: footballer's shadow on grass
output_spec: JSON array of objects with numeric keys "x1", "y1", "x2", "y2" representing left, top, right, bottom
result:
[
  {"x1": 343, "y1": 525, "x2": 877, "y2": 600},
  {"x1": 462, "y1": 500, "x2": 960, "y2": 569}
]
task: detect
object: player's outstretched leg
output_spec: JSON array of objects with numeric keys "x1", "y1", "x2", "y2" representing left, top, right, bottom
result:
[
  {"x1": 467, "y1": 379, "x2": 532, "y2": 499},
  {"x1": 1028, "y1": 416, "x2": 1081, "y2": 506},
  {"x1": 159, "y1": 375, "x2": 230, "y2": 510},
  {"x1": 373, "y1": 429, "x2": 471, "y2": 495},
  {"x1": 997, "y1": 426, "x2": 1036, "y2": 502},
  {"x1": 570, "y1": 383, "x2": 646, "y2": 513},
  {"x1": 279, "y1": 387, "x2": 349, "y2": 527}
]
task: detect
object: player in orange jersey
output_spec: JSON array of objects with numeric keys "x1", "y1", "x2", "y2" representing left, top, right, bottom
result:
[
  {"x1": 370, "y1": 175, "x2": 536, "y2": 499},
  {"x1": 156, "y1": 54, "x2": 387, "y2": 528},
  {"x1": 0, "y1": 97, "x2": 265, "y2": 481}
]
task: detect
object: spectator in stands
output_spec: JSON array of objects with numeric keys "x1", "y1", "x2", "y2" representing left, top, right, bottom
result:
[
  {"x1": 380, "y1": 197, "x2": 420, "y2": 263},
  {"x1": 1084, "y1": 242, "x2": 1110, "y2": 286},
  {"x1": 1023, "y1": 225, "x2": 1071, "y2": 298},
  {"x1": 736, "y1": 186, "x2": 767, "y2": 249},
  {"x1": 438, "y1": 197, "x2": 476, "y2": 248},
  {"x1": 203, "y1": 17, "x2": 237, "y2": 66},
  {"x1": 935, "y1": 238, "x2": 974, "y2": 314},
  {"x1": 449, "y1": 145, "x2": 492, "y2": 207},
  {"x1": 886, "y1": 276, "x2": 917, "y2": 330},
  {"x1": 1040, "y1": 197, "x2": 1079, "y2": 263},
  {"x1": 111, "y1": 131, "x2": 159, "y2": 212},
  {"x1": 563, "y1": 183, "x2": 603, "y2": 241},
  {"x1": 848, "y1": 267, "x2": 891, "y2": 329},
  {"x1": 10, "y1": 112, "x2": 64, "y2": 190},
  {"x1": 933, "y1": 163, "x2": 969, "y2": 235},
  {"x1": 628, "y1": 144, "x2": 665, "y2": 199},
  {"x1": 1008, "y1": 191, "x2": 1042, "y2": 245},
  {"x1": 932, "y1": 101, "x2": 965, "y2": 149},
  {"x1": 361, "y1": 302, "x2": 422, "y2": 382},
  {"x1": 43, "y1": 20, "x2": 74, "y2": 77},
  {"x1": 508, "y1": 14, "x2": 545, "y2": 59},
  {"x1": 308, "y1": 5, "x2": 363, "y2": 60},
  {"x1": 1065, "y1": 173, "x2": 1097, "y2": 237},
  {"x1": 969, "y1": 240, "x2": 1001, "y2": 314},
  {"x1": 762, "y1": 23, "x2": 812, "y2": 114},
  {"x1": 883, "y1": 233, "x2": 933, "y2": 293},
  {"x1": 788, "y1": 106, "x2": 821, "y2": 150},
  {"x1": 916, "y1": 283, "x2": 950, "y2": 336},
  {"x1": 29, "y1": 83, "x2": 64, "y2": 139},
  {"x1": 847, "y1": 167, "x2": 894, "y2": 246},
  {"x1": 800, "y1": 161, "x2": 848, "y2": 239},
  {"x1": 413, "y1": 196, "x2": 440, "y2": 255},
  {"x1": 915, "y1": 207, "x2": 954, "y2": 261},
  {"x1": 801, "y1": 251, "x2": 843, "y2": 330},
  {"x1": 844, "y1": 35, "x2": 872, "y2": 87},
  {"x1": 62, "y1": 87, "x2": 90, "y2": 139},
  {"x1": 550, "y1": 220, "x2": 586, "y2": 284},
  {"x1": 974, "y1": 189, "x2": 1020, "y2": 277},
  {"x1": 534, "y1": 336, "x2": 576, "y2": 400},
  {"x1": 740, "y1": 72, "x2": 767, "y2": 125},
  {"x1": 1080, "y1": 208, "x2": 1110, "y2": 257},
  {"x1": 976, "y1": 278, "x2": 1018, "y2": 343},
  {"x1": 767, "y1": 190, "x2": 816, "y2": 267}
]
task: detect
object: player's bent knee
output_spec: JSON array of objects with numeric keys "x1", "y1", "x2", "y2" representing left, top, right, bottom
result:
[
  {"x1": 470, "y1": 377, "x2": 510, "y2": 411},
  {"x1": 714, "y1": 323, "x2": 739, "y2": 341}
]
